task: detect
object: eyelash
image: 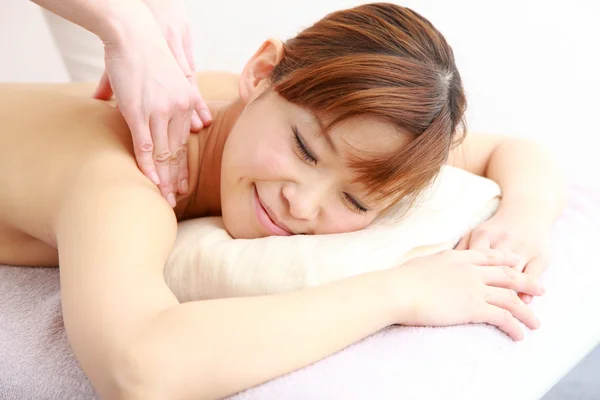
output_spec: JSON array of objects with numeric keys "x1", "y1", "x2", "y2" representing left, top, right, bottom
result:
[
  {"x1": 292, "y1": 126, "x2": 368, "y2": 214},
  {"x1": 292, "y1": 126, "x2": 317, "y2": 165},
  {"x1": 344, "y1": 193, "x2": 368, "y2": 213}
]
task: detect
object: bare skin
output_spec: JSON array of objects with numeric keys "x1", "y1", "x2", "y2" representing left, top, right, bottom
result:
[{"x1": 0, "y1": 71, "x2": 238, "y2": 267}]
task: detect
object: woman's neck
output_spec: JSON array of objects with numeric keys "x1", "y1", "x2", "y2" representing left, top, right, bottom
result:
[{"x1": 174, "y1": 98, "x2": 244, "y2": 220}]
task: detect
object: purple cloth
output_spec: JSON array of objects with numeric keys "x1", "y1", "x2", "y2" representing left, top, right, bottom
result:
[{"x1": 1, "y1": 182, "x2": 599, "y2": 400}]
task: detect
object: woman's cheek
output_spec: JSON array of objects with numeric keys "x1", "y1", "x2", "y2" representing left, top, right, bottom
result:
[
  {"x1": 321, "y1": 209, "x2": 372, "y2": 234},
  {"x1": 252, "y1": 142, "x2": 294, "y2": 178}
]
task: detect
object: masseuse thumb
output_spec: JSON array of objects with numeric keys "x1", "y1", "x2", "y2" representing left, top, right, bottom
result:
[{"x1": 93, "y1": 71, "x2": 113, "y2": 100}]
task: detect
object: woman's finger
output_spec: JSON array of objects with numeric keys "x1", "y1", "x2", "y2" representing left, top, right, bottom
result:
[
  {"x1": 523, "y1": 255, "x2": 549, "y2": 282},
  {"x1": 454, "y1": 231, "x2": 471, "y2": 250},
  {"x1": 478, "y1": 304, "x2": 524, "y2": 341},
  {"x1": 485, "y1": 287, "x2": 540, "y2": 330},
  {"x1": 490, "y1": 236, "x2": 509, "y2": 251},
  {"x1": 467, "y1": 248, "x2": 521, "y2": 268},
  {"x1": 479, "y1": 265, "x2": 545, "y2": 296},
  {"x1": 469, "y1": 229, "x2": 492, "y2": 249},
  {"x1": 520, "y1": 256, "x2": 549, "y2": 304},
  {"x1": 490, "y1": 238, "x2": 527, "y2": 272}
]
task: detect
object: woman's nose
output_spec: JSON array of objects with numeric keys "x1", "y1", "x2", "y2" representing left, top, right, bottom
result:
[{"x1": 281, "y1": 182, "x2": 324, "y2": 221}]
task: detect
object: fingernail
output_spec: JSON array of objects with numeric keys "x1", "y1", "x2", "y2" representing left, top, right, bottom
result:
[
  {"x1": 191, "y1": 114, "x2": 203, "y2": 131},
  {"x1": 168, "y1": 193, "x2": 176, "y2": 208},
  {"x1": 150, "y1": 171, "x2": 160, "y2": 185},
  {"x1": 200, "y1": 109, "x2": 212, "y2": 123},
  {"x1": 179, "y1": 179, "x2": 188, "y2": 194}
]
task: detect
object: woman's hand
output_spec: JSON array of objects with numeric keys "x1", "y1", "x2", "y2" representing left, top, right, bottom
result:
[
  {"x1": 93, "y1": 1, "x2": 211, "y2": 207},
  {"x1": 455, "y1": 216, "x2": 551, "y2": 304},
  {"x1": 392, "y1": 249, "x2": 545, "y2": 341}
]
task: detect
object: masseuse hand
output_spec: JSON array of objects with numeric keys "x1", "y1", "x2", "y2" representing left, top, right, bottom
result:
[
  {"x1": 455, "y1": 215, "x2": 551, "y2": 305},
  {"x1": 93, "y1": 0, "x2": 212, "y2": 207}
]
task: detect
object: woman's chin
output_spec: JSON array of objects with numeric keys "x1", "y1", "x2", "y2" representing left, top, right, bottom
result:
[{"x1": 222, "y1": 212, "x2": 259, "y2": 239}]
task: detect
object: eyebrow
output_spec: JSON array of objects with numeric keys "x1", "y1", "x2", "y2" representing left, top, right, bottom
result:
[{"x1": 309, "y1": 111, "x2": 338, "y2": 155}]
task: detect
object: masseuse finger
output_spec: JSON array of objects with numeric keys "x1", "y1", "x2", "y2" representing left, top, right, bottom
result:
[
  {"x1": 166, "y1": 109, "x2": 186, "y2": 204},
  {"x1": 178, "y1": 139, "x2": 190, "y2": 195},
  {"x1": 93, "y1": 71, "x2": 113, "y2": 100},
  {"x1": 182, "y1": 30, "x2": 211, "y2": 128},
  {"x1": 182, "y1": 27, "x2": 196, "y2": 74},
  {"x1": 167, "y1": 107, "x2": 192, "y2": 196},
  {"x1": 129, "y1": 116, "x2": 160, "y2": 187},
  {"x1": 150, "y1": 115, "x2": 175, "y2": 206},
  {"x1": 169, "y1": 37, "x2": 204, "y2": 132},
  {"x1": 181, "y1": 30, "x2": 204, "y2": 132}
]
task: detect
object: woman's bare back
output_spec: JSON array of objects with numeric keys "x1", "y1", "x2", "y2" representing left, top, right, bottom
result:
[
  {"x1": 0, "y1": 72, "x2": 239, "y2": 267},
  {"x1": 0, "y1": 83, "x2": 137, "y2": 266}
]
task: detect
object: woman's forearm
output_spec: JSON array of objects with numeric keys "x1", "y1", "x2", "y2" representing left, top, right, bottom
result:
[
  {"x1": 126, "y1": 270, "x2": 399, "y2": 400},
  {"x1": 486, "y1": 137, "x2": 566, "y2": 229}
]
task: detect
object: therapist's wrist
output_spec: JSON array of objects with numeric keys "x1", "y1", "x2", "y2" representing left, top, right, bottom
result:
[{"x1": 99, "y1": 1, "x2": 162, "y2": 46}]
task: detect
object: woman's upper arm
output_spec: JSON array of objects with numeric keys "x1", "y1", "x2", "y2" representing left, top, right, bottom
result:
[
  {"x1": 54, "y1": 172, "x2": 180, "y2": 397},
  {"x1": 447, "y1": 132, "x2": 505, "y2": 176}
]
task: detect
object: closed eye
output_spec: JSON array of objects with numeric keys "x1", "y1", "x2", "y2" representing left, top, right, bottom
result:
[
  {"x1": 344, "y1": 193, "x2": 368, "y2": 213},
  {"x1": 293, "y1": 125, "x2": 368, "y2": 214},
  {"x1": 292, "y1": 126, "x2": 317, "y2": 165}
]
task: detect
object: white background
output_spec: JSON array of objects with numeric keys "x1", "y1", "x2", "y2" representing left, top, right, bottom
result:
[{"x1": 1, "y1": 0, "x2": 598, "y2": 179}]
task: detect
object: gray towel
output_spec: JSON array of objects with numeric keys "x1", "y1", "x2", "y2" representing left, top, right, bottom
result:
[{"x1": 0, "y1": 266, "x2": 97, "y2": 400}]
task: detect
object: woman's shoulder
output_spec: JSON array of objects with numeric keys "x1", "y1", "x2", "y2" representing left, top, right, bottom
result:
[
  {"x1": 0, "y1": 82, "x2": 145, "y2": 243},
  {"x1": 195, "y1": 71, "x2": 239, "y2": 102}
]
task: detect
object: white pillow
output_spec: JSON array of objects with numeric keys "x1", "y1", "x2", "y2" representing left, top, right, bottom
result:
[{"x1": 164, "y1": 166, "x2": 501, "y2": 302}]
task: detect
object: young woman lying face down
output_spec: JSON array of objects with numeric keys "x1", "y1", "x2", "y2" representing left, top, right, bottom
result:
[{"x1": 0, "y1": 3, "x2": 564, "y2": 399}]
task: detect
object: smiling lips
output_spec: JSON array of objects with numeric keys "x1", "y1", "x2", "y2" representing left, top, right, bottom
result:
[{"x1": 253, "y1": 184, "x2": 292, "y2": 236}]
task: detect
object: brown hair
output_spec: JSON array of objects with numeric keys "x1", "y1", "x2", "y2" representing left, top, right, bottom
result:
[{"x1": 269, "y1": 3, "x2": 467, "y2": 208}]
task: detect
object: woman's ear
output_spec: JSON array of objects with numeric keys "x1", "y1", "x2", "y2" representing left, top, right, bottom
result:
[{"x1": 239, "y1": 38, "x2": 284, "y2": 103}]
